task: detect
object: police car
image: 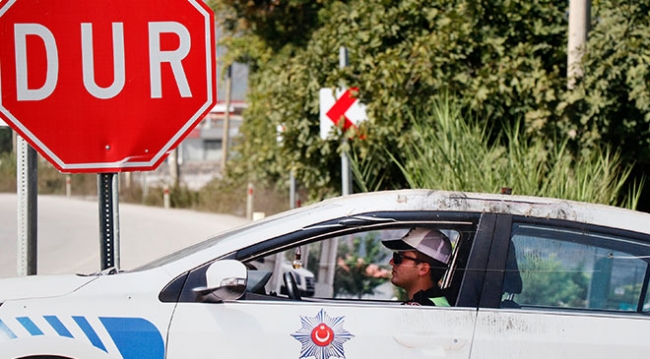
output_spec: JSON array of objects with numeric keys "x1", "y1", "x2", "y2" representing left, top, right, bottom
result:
[{"x1": 2, "y1": 189, "x2": 650, "y2": 358}]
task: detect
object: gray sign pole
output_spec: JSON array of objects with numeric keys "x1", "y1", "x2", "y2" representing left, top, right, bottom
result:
[
  {"x1": 98, "y1": 173, "x2": 120, "y2": 271},
  {"x1": 16, "y1": 136, "x2": 37, "y2": 276},
  {"x1": 340, "y1": 46, "x2": 352, "y2": 196},
  {"x1": 315, "y1": 46, "x2": 351, "y2": 297}
]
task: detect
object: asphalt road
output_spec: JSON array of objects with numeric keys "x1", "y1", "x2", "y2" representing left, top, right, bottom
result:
[{"x1": 0, "y1": 193, "x2": 248, "y2": 278}]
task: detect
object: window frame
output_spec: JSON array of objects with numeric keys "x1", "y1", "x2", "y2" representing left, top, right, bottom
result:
[
  {"x1": 482, "y1": 214, "x2": 650, "y2": 314},
  {"x1": 239, "y1": 220, "x2": 477, "y2": 305},
  {"x1": 176, "y1": 211, "x2": 489, "y2": 307}
]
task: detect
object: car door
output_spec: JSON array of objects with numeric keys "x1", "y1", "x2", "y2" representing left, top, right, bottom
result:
[
  {"x1": 166, "y1": 212, "x2": 491, "y2": 358},
  {"x1": 472, "y1": 215, "x2": 650, "y2": 358}
]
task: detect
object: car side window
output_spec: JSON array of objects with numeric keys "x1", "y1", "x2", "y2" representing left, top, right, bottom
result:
[
  {"x1": 503, "y1": 223, "x2": 650, "y2": 313},
  {"x1": 251, "y1": 229, "x2": 405, "y2": 300},
  {"x1": 244, "y1": 225, "x2": 472, "y2": 305}
]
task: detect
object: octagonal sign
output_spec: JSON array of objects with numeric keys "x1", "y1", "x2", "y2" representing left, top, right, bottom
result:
[{"x1": 0, "y1": 0, "x2": 216, "y2": 173}]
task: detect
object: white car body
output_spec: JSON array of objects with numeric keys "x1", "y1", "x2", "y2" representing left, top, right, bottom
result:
[{"x1": 1, "y1": 189, "x2": 650, "y2": 358}]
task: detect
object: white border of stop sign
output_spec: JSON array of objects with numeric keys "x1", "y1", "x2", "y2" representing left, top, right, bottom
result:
[{"x1": 0, "y1": 0, "x2": 216, "y2": 173}]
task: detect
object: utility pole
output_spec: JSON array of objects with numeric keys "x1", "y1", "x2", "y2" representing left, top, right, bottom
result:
[
  {"x1": 221, "y1": 65, "x2": 232, "y2": 174},
  {"x1": 568, "y1": 0, "x2": 591, "y2": 89}
]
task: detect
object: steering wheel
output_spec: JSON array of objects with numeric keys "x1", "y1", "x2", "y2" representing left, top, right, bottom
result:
[{"x1": 283, "y1": 271, "x2": 302, "y2": 300}]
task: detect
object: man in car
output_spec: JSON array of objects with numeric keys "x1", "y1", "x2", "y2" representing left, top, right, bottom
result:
[{"x1": 382, "y1": 228, "x2": 452, "y2": 306}]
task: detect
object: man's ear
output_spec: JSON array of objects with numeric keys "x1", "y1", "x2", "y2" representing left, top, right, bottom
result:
[{"x1": 418, "y1": 262, "x2": 431, "y2": 277}]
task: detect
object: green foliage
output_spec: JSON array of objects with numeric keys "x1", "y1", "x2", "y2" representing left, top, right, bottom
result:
[
  {"x1": 561, "y1": 0, "x2": 650, "y2": 163},
  {"x1": 0, "y1": 152, "x2": 17, "y2": 192},
  {"x1": 214, "y1": 0, "x2": 571, "y2": 198},
  {"x1": 142, "y1": 185, "x2": 202, "y2": 209},
  {"x1": 209, "y1": 0, "x2": 329, "y2": 53},
  {"x1": 197, "y1": 177, "x2": 293, "y2": 216},
  {"x1": 353, "y1": 97, "x2": 642, "y2": 208},
  {"x1": 333, "y1": 232, "x2": 390, "y2": 299},
  {"x1": 169, "y1": 185, "x2": 198, "y2": 208},
  {"x1": 212, "y1": 0, "x2": 650, "y2": 203},
  {"x1": 517, "y1": 255, "x2": 589, "y2": 308},
  {"x1": 609, "y1": 282, "x2": 645, "y2": 310},
  {"x1": 0, "y1": 128, "x2": 12, "y2": 154},
  {"x1": 0, "y1": 153, "x2": 98, "y2": 196}
]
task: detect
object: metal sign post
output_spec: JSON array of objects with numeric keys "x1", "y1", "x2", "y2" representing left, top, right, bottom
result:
[
  {"x1": 339, "y1": 46, "x2": 353, "y2": 196},
  {"x1": 315, "y1": 46, "x2": 352, "y2": 297},
  {"x1": 16, "y1": 136, "x2": 37, "y2": 276},
  {"x1": 98, "y1": 173, "x2": 120, "y2": 270}
]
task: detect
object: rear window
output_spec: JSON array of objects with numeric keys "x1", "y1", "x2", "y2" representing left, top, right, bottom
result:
[{"x1": 502, "y1": 223, "x2": 650, "y2": 313}]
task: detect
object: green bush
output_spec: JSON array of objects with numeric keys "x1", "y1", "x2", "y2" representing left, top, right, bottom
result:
[
  {"x1": 0, "y1": 128, "x2": 12, "y2": 154},
  {"x1": 351, "y1": 98, "x2": 643, "y2": 209},
  {"x1": 214, "y1": 0, "x2": 650, "y2": 206},
  {"x1": 215, "y1": 0, "x2": 570, "y2": 199},
  {"x1": 197, "y1": 177, "x2": 297, "y2": 217},
  {"x1": 560, "y1": 0, "x2": 650, "y2": 164},
  {"x1": 0, "y1": 152, "x2": 17, "y2": 192}
]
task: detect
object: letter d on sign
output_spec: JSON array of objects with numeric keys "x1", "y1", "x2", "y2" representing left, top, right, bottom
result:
[{"x1": 14, "y1": 23, "x2": 59, "y2": 101}]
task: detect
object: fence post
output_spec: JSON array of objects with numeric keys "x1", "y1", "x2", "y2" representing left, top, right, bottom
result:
[
  {"x1": 163, "y1": 184, "x2": 170, "y2": 209},
  {"x1": 246, "y1": 182, "x2": 254, "y2": 220}
]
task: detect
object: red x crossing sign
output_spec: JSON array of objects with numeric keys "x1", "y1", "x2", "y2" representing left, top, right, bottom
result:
[{"x1": 319, "y1": 88, "x2": 367, "y2": 140}]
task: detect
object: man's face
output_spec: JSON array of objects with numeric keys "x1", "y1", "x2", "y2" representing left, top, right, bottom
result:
[{"x1": 389, "y1": 251, "x2": 423, "y2": 288}]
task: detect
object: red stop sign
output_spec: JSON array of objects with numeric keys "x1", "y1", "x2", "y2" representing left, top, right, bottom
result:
[{"x1": 0, "y1": 0, "x2": 216, "y2": 173}]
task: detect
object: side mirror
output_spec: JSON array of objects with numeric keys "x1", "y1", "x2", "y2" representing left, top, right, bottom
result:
[{"x1": 193, "y1": 260, "x2": 247, "y2": 301}]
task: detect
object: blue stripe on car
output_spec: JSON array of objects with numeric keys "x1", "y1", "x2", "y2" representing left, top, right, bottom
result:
[
  {"x1": 16, "y1": 317, "x2": 43, "y2": 335},
  {"x1": 100, "y1": 317, "x2": 165, "y2": 359},
  {"x1": 1, "y1": 315, "x2": 164, "y2": 358},
  {"x1": 73, "y1": 316, "x2": 107, "y2": 352},
  {"x1": 0, "y1": 319, "x2": 17, "y2": 339},
  {"x1": 44, "y1": 315, "x2": 74, "y2": 338}
]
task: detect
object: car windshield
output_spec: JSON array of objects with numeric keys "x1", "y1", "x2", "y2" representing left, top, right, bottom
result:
[
  {"x1": 129, "y1": 219, "x2": 272, "y2": 272},
  {"x1": 128, "y1": 205, "x2": 314, "y2": 272}
]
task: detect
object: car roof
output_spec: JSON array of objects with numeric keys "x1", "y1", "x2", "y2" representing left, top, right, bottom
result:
[
  {"x1": 270, "y1": 189, "x2": 650, "y2": 237},
  {"x1": 154, "y1": 189, "x2": 650, "y2": 274}
]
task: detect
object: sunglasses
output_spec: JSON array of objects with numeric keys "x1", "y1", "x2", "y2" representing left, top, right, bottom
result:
[{"x1": 392, "y1": 252, "x2": 423, "y2": 265}]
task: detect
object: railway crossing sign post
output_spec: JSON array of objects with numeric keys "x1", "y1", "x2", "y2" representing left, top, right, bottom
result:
[{"x1": 319, "y1": 49, "x2": 368, "y2": 197}]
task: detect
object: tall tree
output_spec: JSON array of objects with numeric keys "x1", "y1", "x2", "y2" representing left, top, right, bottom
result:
[{"x1": 561, "y1": 0, "x2": 650, "y2": 162}]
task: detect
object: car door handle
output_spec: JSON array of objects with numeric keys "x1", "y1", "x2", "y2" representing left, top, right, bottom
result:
[{"x1": 393, "y1": 333, "x2": 468, "y2": 357}]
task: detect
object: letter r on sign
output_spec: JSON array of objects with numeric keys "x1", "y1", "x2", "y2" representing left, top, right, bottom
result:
[{"x1": 148, "y1": 21, "x2": 192, "y2": 99}]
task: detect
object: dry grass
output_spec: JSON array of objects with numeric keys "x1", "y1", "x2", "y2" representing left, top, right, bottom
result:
[{"x1": 0, "y1": 152, "x2": 294, "y2": 217}]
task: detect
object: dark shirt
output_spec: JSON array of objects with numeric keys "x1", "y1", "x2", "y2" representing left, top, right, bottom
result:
[{"x1": 404, "y1": 287, "x2": 450, "y2": 306}]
